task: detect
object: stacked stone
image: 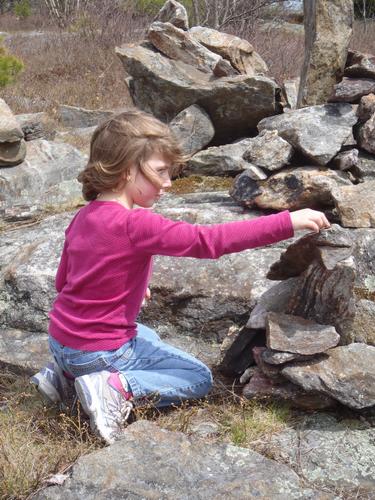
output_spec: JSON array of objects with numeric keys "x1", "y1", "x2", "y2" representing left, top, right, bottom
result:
[
  {"x1": 115, "y1": 0, "x2": 276, "y2": 147},
  {"x1": 239, "y1": 225, "x2": 375, "y2": 411},
  {"x1": 0, "y1": 98, "x2": 26, "y2": 167}
]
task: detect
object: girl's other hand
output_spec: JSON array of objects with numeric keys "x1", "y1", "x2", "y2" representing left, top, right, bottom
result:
[
  {"x1": 141, "y1": 288, "x2": 151, "y2": 307},
  {"x1": 290, "y1": 209, "x2": 331, "y2": 233}
]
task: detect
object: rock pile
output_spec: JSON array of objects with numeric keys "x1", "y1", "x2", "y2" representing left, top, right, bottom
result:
[
  {"x1": 235, "y1": 225, "x2": 375, "y2": 411},
  {"x1": 115, "y1": 1, "x2": 279, "y2": 144}
]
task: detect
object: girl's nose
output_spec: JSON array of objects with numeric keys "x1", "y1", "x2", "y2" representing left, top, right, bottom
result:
[{"x1": 163, "y1": 178, "x2": 172, "y2": 188}]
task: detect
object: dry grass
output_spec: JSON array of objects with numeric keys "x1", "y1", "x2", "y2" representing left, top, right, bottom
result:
[
  {"x1": 0, "y1": 368, "x2": 100, "y2": 500},
  {"x1": 170, "y1": 175, "x2": 233, "y2": 194}
]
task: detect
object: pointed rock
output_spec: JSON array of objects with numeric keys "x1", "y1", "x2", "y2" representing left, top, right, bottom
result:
[{"x1": 155, "y1": 0, "x2": 189, "y2": 30}]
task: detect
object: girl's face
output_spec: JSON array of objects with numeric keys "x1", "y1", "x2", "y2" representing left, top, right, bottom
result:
[{"x1": 124, "y1": 153, "x2": 172, "y2": 208}]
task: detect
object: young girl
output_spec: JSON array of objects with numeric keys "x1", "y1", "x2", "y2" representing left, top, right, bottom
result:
[{"x1": 31, "y1": 109, "x2": 330, "y2": 444}]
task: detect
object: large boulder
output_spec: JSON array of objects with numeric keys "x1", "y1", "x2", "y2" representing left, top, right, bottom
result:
[
  {"x1": 35, "y1": 421, "x2": 327, "y2": 499},
  {"x1": 297, "y1": 0, "x2": 353, "y2": 106},
  {"x1": 0, "y1": 139, "x2": 85, "y2": 220},
  {"x1": 148, "y1": 22, "x2": 237, "y2": 77},
  {"x1": 0, "y1": 191, "x2": 296, "y2": 372},
  {"x1": 189, "y1": 26, "x2": 268, "y2": 76},
  {"x1": 115, "y1": 43, "x2": 281, "y2": 143},
  {"x1": 258, "y1": 103, "x2": 358, "y2": 165}
]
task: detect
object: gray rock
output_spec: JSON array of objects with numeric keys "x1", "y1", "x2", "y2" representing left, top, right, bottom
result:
[
  {"x1": 184, "y1": 138, "x2": 253, "y2": 176},
  {"x1": 358, "y1": 111, "x2": 375, "y2": 154},
  {"x1": 0, "y1": 139, "x2": 26, "y2": 167},
  {"x1": 266, "y1": 312, "x2": 340, "y2": 355},
  {"x1": 148, "y1": 22, "x2": 237, "y2": 77},
  {"x1": 283, "y1": 78, "x2": 300, "y2": 111},
  {"x1": 297, "y1": 0, "x2": 353, "y2": 106},
  {"x1": 15, "y1": 112, "x2": 49, "y2": 141},
  {"x1": 345, "y1": 49, "x2": 375, "y2": 79},
  {"x1": 357, "y1": 93, "x2": 375, "y2": 122},
  {"x1": 155, "y1": 0, "x2": 189, "y2": 30},
  {"x1": 347, "y1": 299, "x2": 375, "y2": 345},
  {"x1": 243, "y1": 130, "x2": 293, "y2": 172},
  {"x1": 332, "y1": 180, "x2": 375, "y2": 228},
  {"x1": 36, "y1": 420, "x2": 326, "y2": 499},
  {"x1": 282, "y1": 343, "x2": 375, "y2": 409},
  {"x1": 329, "y1": 77, "x2": 375, "y2": 103},
  {"x1": 189, "y1": 26, "x2": 268, "y2": 76},
  {"x1": 351, "y1": 150, "x2": 375, "y2": 182},
  {"x1": 332, "y1": 148, "x2": 358, "y2": 171},
  {"x1": 115, "y1": 43, "x2": 281, "y2": 143},
  {"x1": 58, "y1": 105, "x2": 117, "y2": 128},
  {"x1": 169, "y1": 104, "x2": 215, "y2": 155},
  {"x1": 268, "y1": 413, "x2": 375, "y2": 494},
  {"x1": 261, "y1": 349, "x2": 312, "y2": 365},
  {"x1": 243, "y1": 368, "x2": 335, "y2": 410},
  {"x1": 230, "y1": 166, "x2": 351, "y2": 211},
  {"x1": 247, "y1": 278, "x2": 298, "y2": 330},
  {"x1": 258, "y1": 103, "x2": 358, "y2": 165},
  {"x1": 0, "y1": 139, "x2": 85, "y2": 218},
  {"x1": 0, "y1": 98, "x2": 23, "y2": 142}
]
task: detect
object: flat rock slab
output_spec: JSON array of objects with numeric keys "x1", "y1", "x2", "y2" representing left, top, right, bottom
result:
[
  {"x1": 36, "y1": 420, "x2": 329, "y2": 499},
  {"x1": 242, "y1": 368, "x2": 335, "y2": 410},
  {"x1": 266, "y1": 312, "x2": 340, "y2": 355},
  {"x1": 258, "y1": 103, "x2": 357, "y2": 165},
  {"x1": 282, "y1": 343, "x2": 375, "y2": 409},
  {"x1": 267, "y1": 413, "x2": 375, "y2": 494},
  {"x1": 332, "y1": 180, "x2": 375, "y2": 228}
]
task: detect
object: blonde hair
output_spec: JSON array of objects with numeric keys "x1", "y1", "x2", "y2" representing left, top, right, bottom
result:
[{"x1": 77, "y1": 109, "x2": 186, "y2": 201}]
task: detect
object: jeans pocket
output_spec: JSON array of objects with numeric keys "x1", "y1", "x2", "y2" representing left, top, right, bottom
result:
[{"x1": 64, "y1": 355, "x2": 111, "y2": 377}]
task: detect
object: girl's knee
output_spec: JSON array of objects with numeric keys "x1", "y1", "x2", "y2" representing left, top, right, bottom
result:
[{"x1": 194, "y1": 366, "x2": 213, "y2": 398}]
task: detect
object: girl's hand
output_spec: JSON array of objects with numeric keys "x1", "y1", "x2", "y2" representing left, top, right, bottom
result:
[
  {"x1": 290, "y1": 209, "x2": 331, "y2": 233},
  {"x1": 141, "y1": 288, "x2": 151, "y2": 307}
]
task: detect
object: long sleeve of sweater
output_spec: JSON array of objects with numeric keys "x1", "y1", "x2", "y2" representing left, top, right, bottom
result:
[{"x1": 126, "y1": 208, "x2": 294, "y2": 258}]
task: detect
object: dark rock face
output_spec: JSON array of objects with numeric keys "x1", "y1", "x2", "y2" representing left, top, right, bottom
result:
[{"x1": 282, "y1": 343, "x2": 375, "y2": 409}]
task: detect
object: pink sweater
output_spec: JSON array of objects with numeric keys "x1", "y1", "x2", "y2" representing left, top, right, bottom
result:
[{"x1": 49, "y1": 200, "x2": 293, "y2": 351}]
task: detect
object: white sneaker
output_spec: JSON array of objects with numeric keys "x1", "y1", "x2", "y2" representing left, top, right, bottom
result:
[
  {"x1": 74, "y1": 371, "x2": 133, "y2": 444},
  {"x1": 30, "y1": 360, "x2": 75, "y2": 408}
]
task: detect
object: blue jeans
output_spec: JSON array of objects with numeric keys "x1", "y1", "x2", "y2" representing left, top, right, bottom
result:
[{"x1": 49, "y1": 323, "x2": 213, "y2": 408}]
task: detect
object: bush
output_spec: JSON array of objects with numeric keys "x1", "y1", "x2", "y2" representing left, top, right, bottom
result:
[
  {"x1": 14, "y1": 0, "x2": 32, "y2": 18},
  {"x1": 0, "y1": 41, "x2": 24, "y2": 87}
]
